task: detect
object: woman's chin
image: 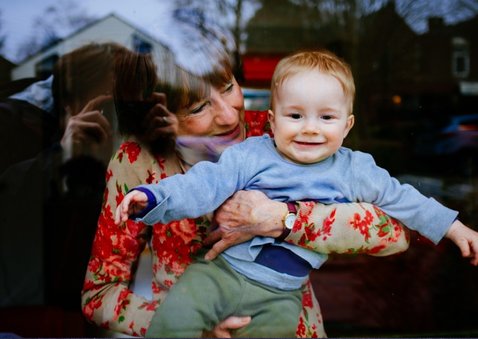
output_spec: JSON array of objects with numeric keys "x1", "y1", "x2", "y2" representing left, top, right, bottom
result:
[{"x1": 214, "y1": 124, "x2": 243, "y2": 142}]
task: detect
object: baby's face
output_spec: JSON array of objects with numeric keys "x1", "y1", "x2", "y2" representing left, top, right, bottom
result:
[{"x1": 269, "y1": 70, "x2": 354, "y2": 164}]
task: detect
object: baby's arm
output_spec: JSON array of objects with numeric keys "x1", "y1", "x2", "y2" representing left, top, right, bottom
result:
[
  {"x1": 445, "y1": 220, "x2": 478, "y2": 266},
  {"x1": 352, "y1": 151, "x2": 457, "y2": 244},
  {"x1": 115, "y1": 189, "x2": 150, "y2": 224},
  {"x1": 352, "y1": 152, "x2": 477, "y2": 265}
]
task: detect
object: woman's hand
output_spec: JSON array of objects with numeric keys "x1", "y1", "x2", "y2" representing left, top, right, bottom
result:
[
  {"x1": 203, "y1": 316, "x2": 251, "y2": 338},
  {"x1": 143, "y1": 92, "x2": 178, "y2": 143},
  {"x1": 204, "y1": 190, "x2": 287, "y2": 260}
]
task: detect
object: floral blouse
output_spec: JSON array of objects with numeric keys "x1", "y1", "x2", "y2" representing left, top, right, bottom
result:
[{"x1": 81, "y1": 111, "x2": 410, "y2": 337}]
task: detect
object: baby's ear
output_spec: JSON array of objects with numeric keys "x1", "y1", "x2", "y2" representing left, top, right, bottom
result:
[
  {"x1": 343, "y1": 114, "x2": 355, "y2": 139},
  {"x1": 268, "y1": 110, "x2": 276, "y2": 134}
]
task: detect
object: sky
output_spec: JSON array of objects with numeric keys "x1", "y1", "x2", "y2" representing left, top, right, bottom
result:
[
  {"x1": 0, "y1": 0, "x2": 173, "y2": 62},
  {"x1": 1, "y1": 0, "x2": 476, "y2": 63}
]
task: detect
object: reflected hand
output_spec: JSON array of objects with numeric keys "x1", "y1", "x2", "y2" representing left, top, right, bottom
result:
[{"x1": 61, "y1": 94, "x2": 113, "y2": 159}]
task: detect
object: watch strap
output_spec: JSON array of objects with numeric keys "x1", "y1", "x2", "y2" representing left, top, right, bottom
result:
[
  {"x1": 286, "y1": 201, "x2": 297, "y2": 214},
  {"x1": 276, "y1": 202, "x2": 297, "y2": 242}
]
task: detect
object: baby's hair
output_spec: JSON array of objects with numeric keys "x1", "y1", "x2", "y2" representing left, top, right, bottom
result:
[{"x1": 271, "y1": 50, "x2": 355, "y2": 113}]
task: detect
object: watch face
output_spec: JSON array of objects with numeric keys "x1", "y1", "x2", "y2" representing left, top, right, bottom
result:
[{"x1": 284, "y1": 213, "x2": 296, "y2": 229}]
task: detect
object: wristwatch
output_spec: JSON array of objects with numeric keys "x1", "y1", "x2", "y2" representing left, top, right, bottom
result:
[{"x1": 276, "y1": 202, "x2": 297, "y2": 242}]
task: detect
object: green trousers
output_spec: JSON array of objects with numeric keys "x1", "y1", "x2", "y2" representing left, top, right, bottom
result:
[{"x1": 146, "y1": 255, "x2": 302, "y2": 338}]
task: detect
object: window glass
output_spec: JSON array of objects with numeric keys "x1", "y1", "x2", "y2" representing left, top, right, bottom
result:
[{"x1": 1, "y1": 1, "x2": 477, "y2": 337}]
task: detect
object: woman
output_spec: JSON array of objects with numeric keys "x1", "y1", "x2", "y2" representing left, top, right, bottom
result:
[{"x1": 81, "y1": 49, "x2": 409, "y2": 337}]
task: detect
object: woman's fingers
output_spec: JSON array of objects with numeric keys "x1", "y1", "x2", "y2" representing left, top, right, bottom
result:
[
  {"x1": 210, "y1": 316, "x2": 251, "y2": 338},
  {"x1": 69, "y1": 112, "x2": 111, "y2": 141},
  {"x1": 143, "y1": 100, "x2": 178, "y2": 142},
  {"x1": 80, "y1": 94, "x2": 113, "y2": 113},
  {"x1": 151, "y1": 92, "x2": 167, "y2": 106}
]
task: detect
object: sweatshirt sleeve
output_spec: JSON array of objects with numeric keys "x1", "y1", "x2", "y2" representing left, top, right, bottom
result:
[
  {"x1": 351, "y1": 151, "x2": 458, "y2": 244},
  {"x1": 138, "y1": 144, "x2": 247, "y2": 225}
]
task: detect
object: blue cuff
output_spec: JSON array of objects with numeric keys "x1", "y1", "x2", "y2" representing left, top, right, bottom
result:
[{"x1": 129, "y1": 187, "x2": 157, "y2": 219}]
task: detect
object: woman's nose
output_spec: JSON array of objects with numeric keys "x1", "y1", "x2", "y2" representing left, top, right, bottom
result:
[{"x1": 214, "y1": 100, "x2": 238, "y2": 126}]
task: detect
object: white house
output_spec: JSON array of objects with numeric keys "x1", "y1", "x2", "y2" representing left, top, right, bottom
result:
[{"x1": 11, "y1": 14, "x2": 173, "y2": 80}]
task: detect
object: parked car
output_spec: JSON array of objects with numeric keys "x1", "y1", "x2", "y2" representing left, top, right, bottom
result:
[
  {"x1": 413, "y1": 113, "x2": 478, "y2": 174},
  {"x1": 415, "y1": 114, "x2": 478, "y2": 156},
  {"x1": 242, "y1": 87, "x2": 270, "y2": 111}
]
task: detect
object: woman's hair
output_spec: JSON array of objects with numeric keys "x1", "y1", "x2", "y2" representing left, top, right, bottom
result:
[
  {"x1": 155, "y1": 47, "x2": 234, "y2": 114},
  {"x1": 114, "y1": 48, "x2": 235, "y2": 137},
  {"x1": 271, "y1": 50, "x2": 355, "y2": 113},
  {"x1": 113, "y1": 49, "x2": 212, "y2": 136},
  {"x1": 113, "y1": 50, "x2": 158, "y2": 136},
  {"x1": 52, "y1": 42, "x2": 128, "y2": 118},
  {"x1": 202, "y1": 50, "x2": 235, "y2": 89},
  {"x1": 155, "y1": 56, "x2": 210, "y2": 115}
]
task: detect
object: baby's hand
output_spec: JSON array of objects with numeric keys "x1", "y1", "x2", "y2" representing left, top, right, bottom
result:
[
  {"x1": 445, "y1": 220, "x2": 478, "y2": 266},
  {"x1": 114, "y1": 190, "x2": 149, "y2": 225}
]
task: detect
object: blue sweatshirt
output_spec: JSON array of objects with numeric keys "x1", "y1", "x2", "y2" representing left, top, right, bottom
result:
[{"x1": 136, "y1": 135, "x2": 457, "y2": 290}]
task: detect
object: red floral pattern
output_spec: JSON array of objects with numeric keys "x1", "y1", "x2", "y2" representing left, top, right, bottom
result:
[
  {"x1": 296, "y1": 203, "x2": 336, "y2": 247},
  {"x1": 118, "y1": 141, "x2": 141, "y2": 163},
  {"x1": 350, "y1": 209, "x2": 374, "y2": 241},
  {"x1": 244, "y1": 110, "x2": 272, "y2": 137},
  {"x1": 289, "y1": 200, "x2": 409, "y2": 259}
]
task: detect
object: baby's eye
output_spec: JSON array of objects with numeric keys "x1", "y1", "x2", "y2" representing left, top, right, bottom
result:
[
  {"x1": 289, "y1": 113, "x2": 302, "y2": 120},
  {"x1": 321, "y1": 114, "x2": 333, "y2": 120}
]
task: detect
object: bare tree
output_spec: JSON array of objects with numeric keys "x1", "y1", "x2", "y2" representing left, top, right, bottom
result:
[
  {"x1": 167, "y1": 0, "x2": 478, "y2": 81},
  {"x1": 15, "y1": 0, "x2": 96, "y2": 62},
  {"x1": 0, "y1": 11, "x2": 6, "y2": 56},
  {"x1": 392, "y1": 0, "x2": 478, "y2": 32},
  {"x1": 170, "y1": 0, "x2": 261, "y2": 80},
  {"x1": 310, "y1": 0, "x2": 478, "y2": 29}
]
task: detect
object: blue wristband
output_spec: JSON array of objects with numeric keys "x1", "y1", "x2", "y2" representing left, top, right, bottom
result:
[{"x1": 129, "y1": 187, "x2": 157, "y2": 219}]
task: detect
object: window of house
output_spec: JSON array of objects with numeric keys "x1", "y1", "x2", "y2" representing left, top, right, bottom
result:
[
  {"x1": 132, "y1": 34, "x2": 153, "y2": 54},
  {"x1": 452, "y1": 37, "x2": 469, "y2": 78},
  {"x1": 34, "y1": 54, "x2": 59, "y2": 79}
]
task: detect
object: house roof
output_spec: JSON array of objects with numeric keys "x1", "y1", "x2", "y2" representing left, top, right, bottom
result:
[
  {"x1": 17, "y1": 12, "x2": 171, "y2": 65},
  {"x1": 0, "y1": 55, "x2": 15, "y2": 67}
]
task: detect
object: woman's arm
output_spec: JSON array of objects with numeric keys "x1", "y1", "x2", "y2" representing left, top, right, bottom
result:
[
  {"x1": 206, "y1": 190, "x2": 409, "y2": 259},
  {"x1": 82, "y1": 140, "x2": 252, "y2": 337},
  {"x1": 289, "y1": 200, "x2": 409, "y2": 256},
  {"x1": 81, "y1": 141, "x2": 158, "y2": 336}
]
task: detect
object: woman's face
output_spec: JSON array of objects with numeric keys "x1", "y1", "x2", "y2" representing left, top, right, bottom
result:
[{"x1": 176, "y1": 77, "x2": 245, "y2": 143}]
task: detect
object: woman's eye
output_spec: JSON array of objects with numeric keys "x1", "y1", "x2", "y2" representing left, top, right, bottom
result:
[
  {"x1": 222, "y1": 82, "x2": 234, "y2": 93},
  {"x1": 189, "y1": 101, "x2": 209, "y2": 115}
]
